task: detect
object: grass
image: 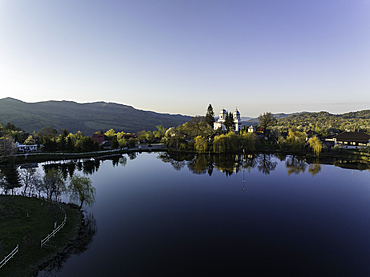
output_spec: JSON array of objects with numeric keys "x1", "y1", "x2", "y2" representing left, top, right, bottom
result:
[{"x1": 0, "y1": 196, "x2": 81, "y2": 277}]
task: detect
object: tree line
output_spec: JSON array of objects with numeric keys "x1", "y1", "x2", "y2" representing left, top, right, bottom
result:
[
  {"x1": 0, "y1": 164, "x2": 96, "y2": 209},
  {"x1": 161, "y1": 105, "x2": 324, "y2": 156}
]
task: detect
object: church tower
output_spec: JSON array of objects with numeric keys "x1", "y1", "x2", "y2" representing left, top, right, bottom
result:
[{"x1": 233, "y1": 108, "x2": 241, "y2": 132}]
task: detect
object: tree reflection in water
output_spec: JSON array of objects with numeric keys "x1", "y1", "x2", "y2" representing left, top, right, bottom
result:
[
  {"x1": 159, "y1": 152, "x2": 261, "y2": 177},
  {"x1": 285, "y1": 155, "x2": 307, "y2": 176},
  {"x1": 308, "y1": 160, "x2": 322, "y2": 176},
  {"x1": 37, "y1": 212, "x2": 97, "y2": 277},
  {"x1": 257, "y1": 153, "x2": 277, "y2": 175}
]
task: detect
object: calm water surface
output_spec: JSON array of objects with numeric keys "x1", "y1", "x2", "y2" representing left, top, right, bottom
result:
[{"x1": 38, "y1": 152, "x2": 370, "y2": 276}]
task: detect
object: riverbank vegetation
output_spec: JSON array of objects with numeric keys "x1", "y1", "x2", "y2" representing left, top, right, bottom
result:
[
  {"x1": 2, "y1": 104, "x2": 370, "y2": 164},
  {"x1": 0, "y1": 196, "x2": 81, "y2": 276}
]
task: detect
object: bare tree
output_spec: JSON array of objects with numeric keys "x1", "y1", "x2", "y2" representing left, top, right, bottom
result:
[
  {"x1": 42, "y1": 168, "x2": 66, "y2": 202},
  {"x1": 19, "y1": 167, "x2": 41, "y2": 196},
  {"x1": 0, "y1": 135, "x2": 17, "y2": 162}
]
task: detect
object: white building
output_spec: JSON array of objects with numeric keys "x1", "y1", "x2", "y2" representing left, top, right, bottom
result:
[
  {"x1": 15, "y1": 142, "x2": 38, "y2": 152},
  {"x1": 248, "y1": 125, "x2": 256, "y2": 133},
  {"x1": 214, "y1": 108, "x2": 242, "y2": 132}
]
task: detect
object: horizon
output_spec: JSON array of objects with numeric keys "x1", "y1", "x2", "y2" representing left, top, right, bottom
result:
[
  {"x1": 1, "y1": 97, "x2": 367, "y2": 119},
  {"x1": 1, "y1": 1, "x2": 369, "y2": 117}
]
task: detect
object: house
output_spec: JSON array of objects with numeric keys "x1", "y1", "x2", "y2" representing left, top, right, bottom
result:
[
  {"x1": 92, "y1": 134, "x2": 108, "y2": 144},
  {"x1": 15, "y1": 143, "x2": 37, "y2": 152},
  {"x1": 331, "y1": 132, "x2": 370, "y2": 149},
  {"x1": 248, "y1": 125, "x2": 256, "y2": 133},
  {"x1": 214, "y1": 108, "x2": 242, "y2": 132},
  {"x1": 305, "y1": 130, "x2": 318, "y2": 141}
]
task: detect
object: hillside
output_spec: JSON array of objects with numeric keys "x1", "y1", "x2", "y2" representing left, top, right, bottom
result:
[
  {"x1": 0, "y1": 98, "x2": 191, "y2": 135},
  {"x1": 275, "y1": 110, "x2": 370, "y2": 133},
  {"x1": 241, "y1": 112, "x2": 296, "y2": 126}
]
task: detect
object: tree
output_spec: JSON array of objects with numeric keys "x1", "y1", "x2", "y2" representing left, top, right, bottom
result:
[
  {"x1": 308, "y1": 135, "x2": 323, "y2": 156},
  {"x1": 111, "y1": 136, "x2": 119, "y2": 149},
  {"x1": 19, "y1": 167, "x2": 41, "y2": 196},
  {"x1": 104, "y1": 129, "x2": 116, "y2": 138},
  {"x1": 154, "y1": 125, "x2": 166, "y2": 138},
  {"x1": 0, "y1": 135, "x2": 17, "y2": 161},
  {"x1": 205, "y1": 104, "x2": 215, "y2": 128},
  {"x1": 118, "y1": 138, "x2": 127, "y2": 148},
  {"x1": 68, "y1": 174, "x2": 96, "y2": 209},
  {"x1": 37, "y1": 126, "x2": 58, "y2": 142},
  {"x1": 286, "y1": 129, "x2": 306, "y2": 151},
  {"x1": 1, "y1": 163, "x2": 21, "y2": 195},
  {"x1": 24, "y1": 135, "x2": 36, "y2": 145},
  {"x1": 194, "y1": 136, "x2": 208, "y2": 153},
  {"x1": 224, "y1": 112, "x2": 234, "y2": 132},
  {"x1": 128, "y1": 138, "x2": 136, "y2": 147},
  {"x1": 178, "y1": 116, "x2": 213, "y2": 139},
  {"x1": 258, "y1": 112, "x2": 277, "y2": 136},
  {"x1": 43, "y1": 168, "x2": 66, "y2": 202}
]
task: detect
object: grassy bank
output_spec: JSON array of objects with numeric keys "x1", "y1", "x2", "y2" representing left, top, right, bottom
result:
[{"x1": 0, "y1": 196, "x2": 81, "y2": 277}]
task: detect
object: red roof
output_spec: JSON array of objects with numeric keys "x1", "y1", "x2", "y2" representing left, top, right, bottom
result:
[{"x1": 92, "y1": 134, "x2": 106, "y2": 144}]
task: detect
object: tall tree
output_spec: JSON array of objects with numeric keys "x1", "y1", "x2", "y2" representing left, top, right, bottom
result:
[
  {"x1": 258, "y1": 112, "x2": 277, "y2": 136},
  {"x1": 224, "y1": 112, "x2": 234, "y2": 132},
  {"x1": 0, "y1": 135, "x2": 17, "y2": 161},
  {"x1": 205, "y1": 104, "x2": 215, "y2": 128},
  {"x1": 43, "y1": 168, "x2": 66, "y2": 202},
  {"x1": 2, "y1": 163, "x2": 22, "y2": 195},
  {"x1": 308, "y1": 135, "x2": 323, "y2": 156},
  {"x1": 194, "y1": 136, "x2": 208, "y2": 153},
  {"x1": 68, "y1": 174, "x2": 96, "y2": 209}
]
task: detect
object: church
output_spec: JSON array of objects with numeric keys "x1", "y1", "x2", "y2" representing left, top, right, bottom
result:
[{"x1": 214, "y1": 108, "x2": 242, "y2": 132}]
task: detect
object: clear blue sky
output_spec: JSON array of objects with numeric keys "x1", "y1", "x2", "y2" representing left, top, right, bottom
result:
[{"x1": 1, "y1": 0, "x2": 369, "y2": 117}]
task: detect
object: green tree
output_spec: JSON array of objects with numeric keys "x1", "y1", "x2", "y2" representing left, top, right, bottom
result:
[
  {"x1": 258, "y1": 112, "x2": 277, "y2": 136},
  {"x1": 286, "y1": 129, "x2": 306, "y2": 151},
  {"x1": 37, "y1": 126, "x2": 58, "y2": 142},
  {"x1": 43, "y1": 168, "x2": 66, "y2": 202},
  {"x1": 43, "y1": 136, "x2": 58, "y2": 152},
  {"x1": 224, "y1": 112, "x2": 234, "y2": 132},
  {"x1": 111, "y1": 136, "x2": 119, "y2": 149},
  {"x1": 24, "y1": 135, "x2": 36, "y2": 145},
  {"x1": 178, "y1": 116, "x2": 213, "y2": 139},
  {"x1": 194, "y1": 136, "x2": 208, "y2": 153},
  {"x1": 1, "y1": 163, "x2": 21, "y2": 195},
  {"x1": 104, "y1": 129, "x2": 116, "y2": 138},
  {"x1": 205, "y1": 104, "x2": 215, "y2": 128},
  {"x1": 213, "y1": 134, "x2": 228, "y2": 153},
  {"x1": 68, "y1": 174, "x2": 96, "y2": 209},
  {"x1": 308, "y1": 135, "x2": 323, "y2": 156},
  {"x1": 118, "y1": 138, "x2": 127, "y2": 148},
  {"x1": 154, "y1": 125, "x2": 166, "y2": 138},
  {"x1": 137, "y1": 131, "x2": 147, "y2": 141},
  {"x1": 128, "y1": 138, "x2": 136, "y2": 147}
]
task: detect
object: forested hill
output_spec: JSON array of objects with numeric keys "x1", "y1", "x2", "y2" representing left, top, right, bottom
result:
[
  {"x1": 0, "y1": 98, "x2": 191, "y2": 135},
  {"x1": 276, "y1": 110, "x2": 370, "y2": 133}
]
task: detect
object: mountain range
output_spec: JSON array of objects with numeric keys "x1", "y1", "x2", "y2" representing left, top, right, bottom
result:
[
  {"x1": 1, "y1": 98, "x2": 368, "y2": 135},
  {"x1": 0, "y1": 98, "x2": 191, "y2": 135}
]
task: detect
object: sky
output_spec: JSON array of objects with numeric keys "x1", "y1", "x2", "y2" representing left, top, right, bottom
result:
[{"x1": 1, "y1": 0, "x2": 369, "y2": 117}]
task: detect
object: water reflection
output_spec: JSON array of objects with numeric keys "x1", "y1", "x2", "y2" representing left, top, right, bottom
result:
[
  {"x1": 33, "y1": 152, "x2": 370, "y2": 184},
  {"x1": 257, "y1": 153, "x2": 277, "y2": 175},
  {"x1": 308, "y1": 161, "x2": 321, "y2": 176},
  {"x1": 285, "y1": 155, "x2": 307, "y2": 176},
  {"x1": 158, "y1": 152, "x2": 370, "y2": 177},
  {"x1": 38, "y1": 212, "x2": 97, "y2": 276},
  {"x1": 158, "y1": 152, "x2": 280, "y2": 176}
]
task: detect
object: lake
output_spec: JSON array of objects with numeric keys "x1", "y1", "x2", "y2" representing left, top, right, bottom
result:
[{"x1": 37, "y1": 152, "x2": 370, "y2": 276}]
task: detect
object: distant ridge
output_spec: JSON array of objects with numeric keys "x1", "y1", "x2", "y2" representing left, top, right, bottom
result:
[{"x1": 0, "y1": 98, "x2": 191, "y2": 135}]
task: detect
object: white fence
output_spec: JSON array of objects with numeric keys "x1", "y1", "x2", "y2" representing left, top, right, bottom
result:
[
  {"x1": 41, "y1": 214, "x2": 67, "y2": 247},
  {"x1": 0, "y1": 244, "x2": 18, "y2": 269}
]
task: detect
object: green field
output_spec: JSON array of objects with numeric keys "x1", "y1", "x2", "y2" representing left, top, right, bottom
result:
[{"x1": 0, "y1": 196, "x2": 81, "y2": 276}]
